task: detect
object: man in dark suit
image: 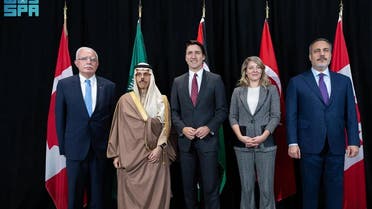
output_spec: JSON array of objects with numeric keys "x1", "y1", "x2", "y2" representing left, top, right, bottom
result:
[
  {"x1": 171, "y1": 40, "x2": 228, "y2": 209},
  {"x1": 286, "y1": 38, "x2": 360, "y2": 209},
  {"x1": 55, "y1": 47, "x2": 116, "y2": 209}
]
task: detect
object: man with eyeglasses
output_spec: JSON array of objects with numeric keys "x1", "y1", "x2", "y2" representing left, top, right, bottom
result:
[
  {"x1": 107, "y1": 62, "x2": 175, "y2": 209},
  {"x1": 55, "y1": 47, "x2": 116, "y2": 209}
]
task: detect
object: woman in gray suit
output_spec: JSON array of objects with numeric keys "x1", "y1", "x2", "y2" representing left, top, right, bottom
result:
[{"x1": 229, "y1": 56, "x2": 280, "y2": 209}]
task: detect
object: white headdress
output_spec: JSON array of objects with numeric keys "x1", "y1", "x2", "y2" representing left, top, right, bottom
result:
[{"x1": 133, "y1": 63, "x2": 165, "y2": 122}]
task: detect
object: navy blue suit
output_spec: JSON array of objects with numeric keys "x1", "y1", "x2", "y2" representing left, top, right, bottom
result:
[
  {"x1": 56, "y1": 75, "x2": 116, "y2": 209},
  {"x1": 171, "y1": 70, "x2": 228, "y2": 209},
  {"x1": 286, "y1": 70, "x2": 358, "y2": 209}
]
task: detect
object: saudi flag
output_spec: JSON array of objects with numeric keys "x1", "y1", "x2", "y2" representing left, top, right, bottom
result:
[{"x1": 127, "y1": 18, "x2": 147, "y2": 91}]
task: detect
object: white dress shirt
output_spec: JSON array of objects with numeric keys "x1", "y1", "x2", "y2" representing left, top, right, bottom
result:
[
  {"x1": 188, "y1": 68, "x2": 204, "y2": 96},
  {"x1": 79, "y1": 74, "x2": 97, "y2": 112},
  {"x1": 311, "y1": 67, "x2": 331, "y2": 97},
  {"x1": 247, "y1": 86, "x2": 260, "y2": 114}
]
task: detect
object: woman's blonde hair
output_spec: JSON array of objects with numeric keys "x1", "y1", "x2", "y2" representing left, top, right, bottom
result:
[{"x1": 237, "y1": 56, "x2": 271, "y2": 87}]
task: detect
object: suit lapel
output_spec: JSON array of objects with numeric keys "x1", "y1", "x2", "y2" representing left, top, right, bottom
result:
[
  {"x1": 196, "y1": 70, "x2": 208, "y2": 106},
  {"x1": 239, "y1": 87, "x2": 252, "y2": 116},
  {"x1": 181, "y1": 73, "x2": 193, "y2": 106},
  {"x1": 72, "y1": 75, "x2": 91, "y2": 116},
  {"x1": 302, "y1": 71, "x2": 325, "y2": 104},
  {"x1": 328, "y1": 71, "x2": 336, "y2": 106},
  {"x1": 254, "y1": 86, "x2": 268, "y2": 115},
  {"x1": 94, "y1": 77, "x2": 104, "y2": 115},
  {"x1": 73, "y1": 75, "x2": 87, "y2": 110}
]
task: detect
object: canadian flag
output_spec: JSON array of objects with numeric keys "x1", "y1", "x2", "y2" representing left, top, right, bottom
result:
[
  {"x1": 45, "y1": 26, "x2": 73, "y2": 209},
  {"x1": 259, "y1": 19, "x2": 296, "y2": 201},
  {"x1": 330, "y1": 17, "x2": 367, "y2": 209}
]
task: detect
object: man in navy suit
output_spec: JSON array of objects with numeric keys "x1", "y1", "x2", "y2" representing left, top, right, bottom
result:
[
  {"x1": 55, "y1": 47, "x2": 116, "y2": 209},
  {"x1": 171, "y1": 40, "x2": 228, "y2": 209},
  {"x1": 286, "y1": 38, "x2": 360, "y2": 209}
]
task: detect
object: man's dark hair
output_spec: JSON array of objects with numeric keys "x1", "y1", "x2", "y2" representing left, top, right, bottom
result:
[
  {"x1": 186, "y1": 40, "x2": 206, "y2": 55},
  {"x1": 309, "y1": 38, "x2": 333, "y2": 54}
]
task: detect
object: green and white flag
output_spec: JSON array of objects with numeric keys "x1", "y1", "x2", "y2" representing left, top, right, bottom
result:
[{"x1": 127, "y1": 19, "x2": 147, "y2": 91}]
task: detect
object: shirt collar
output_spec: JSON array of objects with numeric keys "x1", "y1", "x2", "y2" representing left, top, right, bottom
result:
[
  {"x1": 189, "y1": 68, "x2": 204, "y2": 78},
  {"x1": 79, "y1": 74, "x2": 97, "y2": 84},
  {"x1": 311, "y1": 67, "x2": 330, "y2": 77}
]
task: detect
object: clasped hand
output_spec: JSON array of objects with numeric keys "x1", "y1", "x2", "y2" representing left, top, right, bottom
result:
[
  {"x1": 183, "y1": 126, "x2": 210, "y2": 140},
  {"x1": 239, "y1": 135, "x2": 265, "y2": 148},
  {"x1": 148, "y1": 146, "x2": 162, "y2": 163}
]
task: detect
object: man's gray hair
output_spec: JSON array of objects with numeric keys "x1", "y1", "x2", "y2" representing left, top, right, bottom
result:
[{"x1": 75, "y1": 47, "x2": 99, "y2": 60}]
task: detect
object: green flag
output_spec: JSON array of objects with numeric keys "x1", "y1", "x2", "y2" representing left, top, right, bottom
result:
[
  {"x1": 218, "y1": 127, "x2": 226, "y2": 194},
  {"x1": 127, "y1": 19, "x2": 147, "y2": 91},
  {"x1": 112, "y1": 18, "x2": 147, "y2": 199}
]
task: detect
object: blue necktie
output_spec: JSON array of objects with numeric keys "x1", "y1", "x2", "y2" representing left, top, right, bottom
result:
[
  {"x1": 84, "y1": 79, "x2": 92, "y2": 116},
  {"x1": 318, "y1": 73, "x2": 329, "y2": 104}
]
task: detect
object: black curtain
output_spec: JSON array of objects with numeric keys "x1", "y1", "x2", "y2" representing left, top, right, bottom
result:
[{"x1": 1, "y1": 0, "x2": 371, "y2": 209}]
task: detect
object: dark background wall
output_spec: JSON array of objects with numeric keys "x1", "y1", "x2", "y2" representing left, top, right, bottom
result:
[{"x1": 1, "y1": 0, "x2": 371, "y2": 209}]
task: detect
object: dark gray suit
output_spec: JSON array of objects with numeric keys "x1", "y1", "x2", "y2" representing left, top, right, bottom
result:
[
  {"x1": 229, "y1": 85, "x2": 280, "y2": 143},
  {"x1": 171, "y1": 70, "x2": 227, "y2": 209},
  {"x1": 229, "y1": 85, "x2": 280, "y2": 209}
]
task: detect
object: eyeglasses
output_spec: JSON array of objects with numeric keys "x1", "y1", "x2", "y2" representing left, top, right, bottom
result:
[{"x1": 77, "y1": 57, "x2": 98, "y2": 62}]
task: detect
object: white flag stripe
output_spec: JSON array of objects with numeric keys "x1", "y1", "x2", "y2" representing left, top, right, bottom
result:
[
  {"x1": 52, "y1": 67, "x2": 73, "y2": 94},
  {"x1": 203, "y1": 62, "x2": 210, "y2": 72},
  {"x1": 344, "y1": 143, "x2": 364, "y2": 170},
  {"x1": 337, "y1": 65, "x2": 364, "y2": 170},
  {"x1": 46, "y1": 66, "x2": 72, "y2": 181},
  {"x1": 265, "y1": 65, "x2": 282, "y2": 95},
  {"x1": 337, "y1": 65, "x2": 358, "y2": 104},
  {"x1": 45, "y1": 144, "x2": 66, "y2": 180}
]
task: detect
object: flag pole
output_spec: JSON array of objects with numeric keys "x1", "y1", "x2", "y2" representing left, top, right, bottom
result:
[
  {"x1": 265, "y1": 0, "x2": 269, "y2": 20},
  {"x1": 63, "y1": 1, "x2": 68, "y2": 36},
  {"x1": 202, "y1": 0, "x2": 205, "y2": 18},
  {"x1": 339, "y1": 0, "x2": 343, "y2": 19},
  {"x1": 138, "y1": 0, "x2": 142, "y2": 18},
  {"x1": 127, "y1": 0, "x2": 147, "y2": 91}
]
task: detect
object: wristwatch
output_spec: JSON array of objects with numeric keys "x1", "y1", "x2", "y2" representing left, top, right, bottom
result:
[{"x1": 159, "y1": 143, "x2": 166, "y2": 149}]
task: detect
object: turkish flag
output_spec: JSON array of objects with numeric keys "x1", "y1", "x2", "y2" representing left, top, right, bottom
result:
[{"x1": 259, "y1": 20, "x2": 296, "y2": 201}]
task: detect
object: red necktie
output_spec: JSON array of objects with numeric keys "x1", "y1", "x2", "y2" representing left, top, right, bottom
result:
[{"x1": 191, "y1": 73, "x2": 198, "y2": 106}]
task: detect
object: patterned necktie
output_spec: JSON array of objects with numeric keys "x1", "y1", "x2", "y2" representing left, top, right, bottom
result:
[
  {"x1": 191, "y1": 73, "x2": 198, "y2": 106},
  {"x1": 318, "y1": 73, "x2": 329, "y2": 104},
  {"x1": 84, "y1": 79, "x2": 92, "y2": 116}
]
